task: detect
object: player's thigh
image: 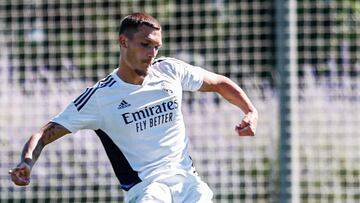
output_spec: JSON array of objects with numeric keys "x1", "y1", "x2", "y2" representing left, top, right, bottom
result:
[{"x1": 126, "y1": 181, "x2": 172, "y2": 203}]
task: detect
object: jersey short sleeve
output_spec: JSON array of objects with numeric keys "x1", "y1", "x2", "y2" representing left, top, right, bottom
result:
[
  {"x1": 154, "y1": 58, "x2": 206, "y2": 91},
  {"x1": 174, "y1": 59, "x2": 206, "y2": 91},
  {"x1": 51, "y1": 87, "x2": 100, "y2": 133}
]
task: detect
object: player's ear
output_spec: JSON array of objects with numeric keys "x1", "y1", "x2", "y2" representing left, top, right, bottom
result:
[{"x1": 119, "y1": 35, "x2": 128, "y2": 48}]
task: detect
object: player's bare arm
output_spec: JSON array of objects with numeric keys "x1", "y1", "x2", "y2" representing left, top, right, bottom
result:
[
  {"x1": 9, "y1": 122, "x2": 70, "y2": 186},
  {"x1": 199, "y1": 70, "x2": 258, "y2": 136}
]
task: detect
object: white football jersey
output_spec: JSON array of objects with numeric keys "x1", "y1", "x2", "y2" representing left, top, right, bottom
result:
[{"x1": 51, "y1": 57, "x2": 205, "y2": 191}]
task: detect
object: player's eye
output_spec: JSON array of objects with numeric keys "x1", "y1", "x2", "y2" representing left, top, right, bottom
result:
[{"x1": 141, "y1": 42, "x2": 150, "y2": 47}]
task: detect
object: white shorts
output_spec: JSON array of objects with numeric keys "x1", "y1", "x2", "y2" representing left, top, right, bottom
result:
[{"x1": 124, "y1": 171, "x2": 213, "y2": 203}]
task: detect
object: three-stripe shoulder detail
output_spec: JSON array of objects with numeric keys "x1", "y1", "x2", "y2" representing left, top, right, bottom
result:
[
  {"x1": 73, "y1": 75, "x2": 116, "y2": 111},
  {"x1": 152, "y1": 58, "x2": 166, "y2": 65}
]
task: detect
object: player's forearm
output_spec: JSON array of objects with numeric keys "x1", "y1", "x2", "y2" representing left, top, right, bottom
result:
[
  {"x1": 21, "y1": 133, "x2": 45, "y2": 168},
  {"x1": 20, "y1": 122, "x2": 70, "y2": 167}
]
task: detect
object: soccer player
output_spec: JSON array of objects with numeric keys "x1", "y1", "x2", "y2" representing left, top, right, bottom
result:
[{"x1": 9, "y1": 12, "x2": 258, "y2": 202}]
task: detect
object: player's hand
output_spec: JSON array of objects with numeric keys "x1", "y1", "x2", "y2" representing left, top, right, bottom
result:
[
  {"x1": 235, "y1": 111, "x2": 258, "y2": 136},
  {"x1": 9, "y1": 162, "x2": 32, "y2": 186}
]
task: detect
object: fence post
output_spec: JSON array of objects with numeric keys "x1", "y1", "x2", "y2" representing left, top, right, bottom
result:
[{"x1": 275, "y1": 0, "x2": 299, "y2": 202}]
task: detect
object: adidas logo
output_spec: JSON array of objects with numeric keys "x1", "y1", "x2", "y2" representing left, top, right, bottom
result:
[{"x1": 117, "y1": 100, "x2": 131, "y2": 109}]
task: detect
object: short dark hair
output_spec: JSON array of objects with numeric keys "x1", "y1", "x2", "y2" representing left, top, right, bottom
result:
[{"x1": 119, "y1": 12, "x2": 161, "y2": 38}]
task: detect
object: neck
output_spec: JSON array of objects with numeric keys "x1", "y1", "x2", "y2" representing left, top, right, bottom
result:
[{"x1": 117, "y1": 66, "x2": 145, "y2": 85}]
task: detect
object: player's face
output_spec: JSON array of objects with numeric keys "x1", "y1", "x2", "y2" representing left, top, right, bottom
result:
[{"x1": 122, "y1": 25, "x2": 162, "y2": 77}]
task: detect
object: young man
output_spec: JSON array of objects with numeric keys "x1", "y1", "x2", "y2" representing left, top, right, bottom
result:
[{"x1": 9, "y1": 13, "x2": 258, "y2": 202}]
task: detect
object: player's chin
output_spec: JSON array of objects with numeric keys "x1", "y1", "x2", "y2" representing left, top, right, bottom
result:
[{"x1": 134, "y1": 68, "x2": 148, "y2": 77}]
